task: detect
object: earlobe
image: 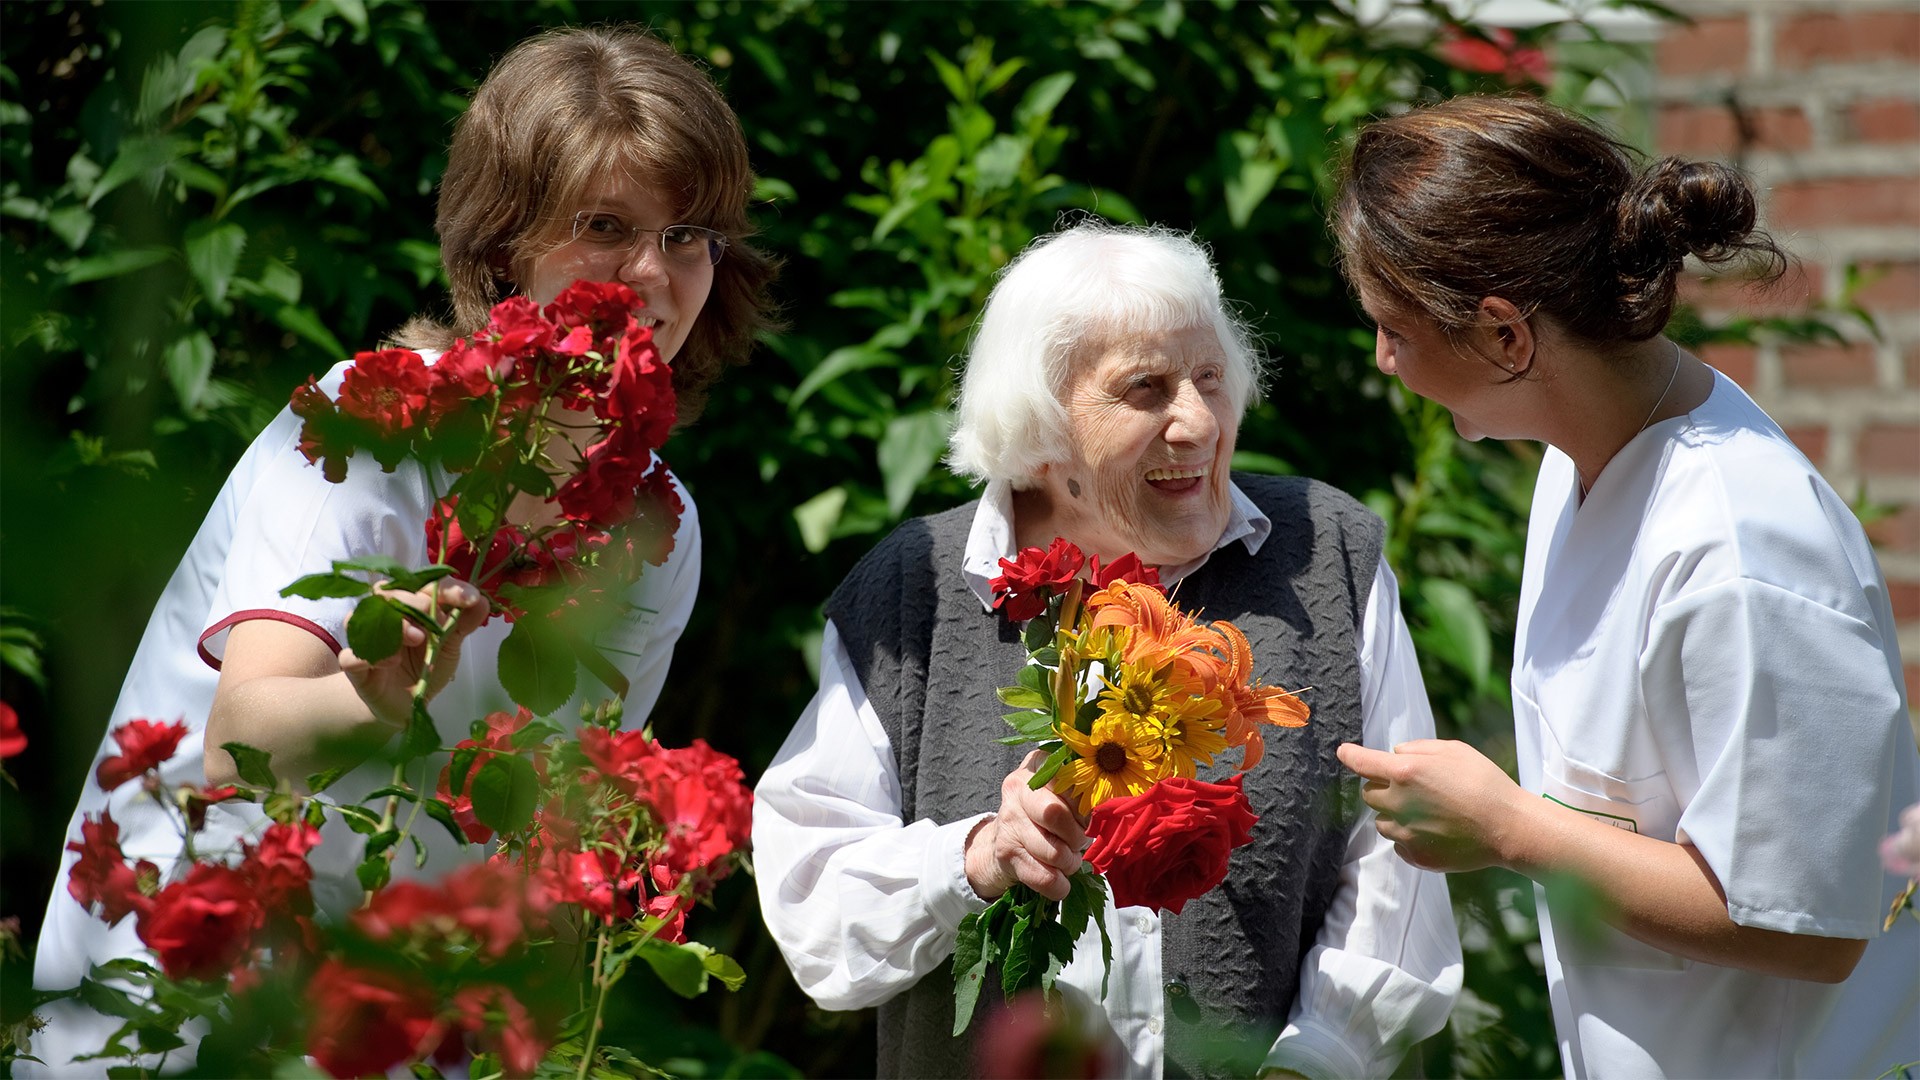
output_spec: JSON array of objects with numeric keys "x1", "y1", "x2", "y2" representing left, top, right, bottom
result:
[{"x1": 1479, "y1": 296, "x2": 1535, "y2": 376}]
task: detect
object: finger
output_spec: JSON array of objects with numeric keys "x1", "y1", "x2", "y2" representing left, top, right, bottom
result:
[
  {"x1": 1012, "y1": 853, "x2": 1071, "y2": 901},
  {"x1": 1336, "y1": 742, "x2": 1395, "y2": 781},
  {"x1": 1024, "y1": 789, "x2": 1088, "y2": 849},
  {"x1": 1017, "y1": 748, "x2": 1050, "y2": 775},
  {"x1": 1390, "y1": 739, "x2": 1448, "y2": 756},
  {"x1": 1009, "y1": 815, "x2": 1080, "y2": 873}
]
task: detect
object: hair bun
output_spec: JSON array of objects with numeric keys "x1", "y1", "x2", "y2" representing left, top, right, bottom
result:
[{"x1": 1612, "y1": 157, "x2": 1781, "y2": 337}]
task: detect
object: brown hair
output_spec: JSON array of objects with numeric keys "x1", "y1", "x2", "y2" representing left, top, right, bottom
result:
[
  {"x1": 1333, "y1": 95, "x2": 1784, "y2": 349},
  {"x1": 395, "y1": 26, "x2": 778, "y2": 424}
]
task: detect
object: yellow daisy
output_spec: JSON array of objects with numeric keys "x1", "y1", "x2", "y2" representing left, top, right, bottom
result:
[
  {"x1": 1096, "y1": 657, "x2": 1230, "y2": 778},
  {"x1": 1056, "y1": 713, "x2": 1167, "y2": 815}
]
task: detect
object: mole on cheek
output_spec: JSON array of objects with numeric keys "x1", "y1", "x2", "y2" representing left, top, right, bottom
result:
[{"x1": 1067, "y1": 479, "x2": 1082, "y2": 498}]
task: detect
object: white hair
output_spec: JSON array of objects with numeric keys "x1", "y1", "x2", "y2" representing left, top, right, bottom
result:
[{"x1": 947, "y1": 221, "x2": 1263, "y2": 488}]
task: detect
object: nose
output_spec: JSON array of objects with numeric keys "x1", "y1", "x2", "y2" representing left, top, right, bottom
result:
[
  {"x1": 617, "y1": 237, "x2": 672, "y2": 292},
  {"x1": 1164, "y1": 381, "x2": 1219, "y2": 447},
  {"x1": 1374, "y1": 329, "x2": 1396, "y2": 375}
]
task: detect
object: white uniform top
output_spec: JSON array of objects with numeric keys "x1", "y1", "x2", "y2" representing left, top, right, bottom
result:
[
  {"x1": 754, "y1": 480, "x2": 1464, "y2": 1080},
  {"x1": 27, "y1": 357, "x2": 701, "y2": 1076},
  {"x1": 1514, "y1": 368, "x2": 1919, "y2": 1079}
]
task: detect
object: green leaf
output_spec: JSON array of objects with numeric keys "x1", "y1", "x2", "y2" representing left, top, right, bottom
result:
[
  {"x1": 88, "y1": 135, "x2": 191, "y2": 207},
  {"x1": 702, "y1": 948, "x2": 747, "y2": 992},
  {"x1": 269, "y1": 303, "x2": 348, "y2": 360},
  {"x1": 62, "y1": 247, "x2": 172, "y2": 286},
  {"x1": 1015, "y1": 72, "x2": 1076, "y2": 128},
  {"x1": 363, "y1": 829, "x2": 399, "y2": 858},
  {"x1": 220, "y1": 742, "x2": 277, "y2": 789},
  {"x1": 421, "y1": 795, "x2": 468, "y2": 845},
  {"x1": 1002, "y1": 913, "x2": 1035, "y2": 998},
  {"x1": 497, "y1": 616, "x2": 576, "y2": 714},
  {"x1": 346, "y1": 594, "x2": 404, "y2": 663},
  {"x1": 792, "y1": 486, "x2": 848, "y2": 554},
  {"x1": 468, "y1": 753, "x2": 539, "y2": 834},
  {"x1": 357, "y1": 854, "x2": 391, "y2": 892},
  {"x1": 636, "y1": 938, "x2": 730, "y2": 998},
  {"x1": 400, "y1": 697, "x2": 439, "y2": 761},
  {"x1": 1023, "y1": 616, "x2": 1053, "y2": 653},
  {"x1": 1230, "y1": 450, "x2": 1295, "y2": 476},
  {"x1": 1000, "y1": 710, "x2": 1054, "y2": 739},
  {"x1": 876, "y1": 410, "x2": 951, "y2": 517},
  {"x1": 163, "y1": 331, "x2": 215, "y2": 416},
  {"x1": 46, "y1": 204, "x2": 94, "y2": 250},
  {"x1": 950, "y1": 899, "x2": 1005, "y2": 1037},
  {"x1": 306, "y1": 764, "x2": 350, "y2": 794},
  {"x1": 788, "y1": 345, "x2": 899, "y2": 412},
  {"x1": 279, "y1": 572, "x2": 372, "y2": 600},
  {"x1": 1414, "y1": 578, "x2": 1492, "y2": 690},
  {"x1": 1027, "y1": 743, "x2": 1071, "y2": 789},
  {"x1": 448, "y1": 746, "x2": 482, "y2": 795},
  {"x1": 333, "y1": 554, "x2": 411, "y2": 580},
  {"x1": 384, "y1": 563, "x2": 454, "y2": 594},
  {"x1": 184, "y1": 220, "x2": 246, "y2": 305},
  {"x1": 996, "y1": 686, "x2": 1047, "y2": 709}
]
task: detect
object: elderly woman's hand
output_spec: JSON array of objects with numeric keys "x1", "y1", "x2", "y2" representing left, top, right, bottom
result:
[{"x1": 964, "y1": 749, "x2": 1089, "y2": 902}]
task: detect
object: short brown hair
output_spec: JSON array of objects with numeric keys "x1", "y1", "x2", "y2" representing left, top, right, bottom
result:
[
  {"x1": 1333, "y1": 95, "x2": 1783, "y2": 348},
  {"x1": 397, "y1": 27, "x2": 777, "y2": 424}
]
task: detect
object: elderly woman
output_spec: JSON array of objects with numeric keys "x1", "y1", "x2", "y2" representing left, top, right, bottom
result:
[{"x1": 754, "y1": 223, "x2": 1462, "y2": 1079}]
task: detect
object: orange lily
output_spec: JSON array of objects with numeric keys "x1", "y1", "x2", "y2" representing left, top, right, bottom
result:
[{"x1": 1207, "y1": 621, "x2": 1309, "y2": 771}]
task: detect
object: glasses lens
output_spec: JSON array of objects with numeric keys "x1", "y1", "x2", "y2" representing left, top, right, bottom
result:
[{"x1": 659, "y1": 226, "x2": 726, "y2": 267}]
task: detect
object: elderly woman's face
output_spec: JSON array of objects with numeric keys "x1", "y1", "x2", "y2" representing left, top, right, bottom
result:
[{"x1": 1040, "y1": 325, "x2": 1238, "y2": 567}]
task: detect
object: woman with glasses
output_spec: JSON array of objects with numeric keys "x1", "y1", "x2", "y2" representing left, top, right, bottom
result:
[{"x1": 27, "y1": 27, "x2": 775, "y2": 1075}]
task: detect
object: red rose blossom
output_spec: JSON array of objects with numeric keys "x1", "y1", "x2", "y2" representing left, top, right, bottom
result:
[
  {"x1": 453, "y1": 984, "x2": 548, "y2": 1080},
  {"x1": 240, "y1": 822, "x2": 322, "y2": 916},
  {"x1": 0, "y1": 701, "x2": 23, "y2": 759},
  {"x1": 337, "y1": 348, "x2": 433, "y2": 445},
  {"x1": 435, "y1": 708, "x2": 535, "y2": 843},
  {"x1": 305, "y1": 960, "x2": 442, "y2": 1080},
  {"x1": 66, "y1": 812, "x2": 152, "y2": 926},
  {"x1": 1437, "y1": 25, "x2": 1551, "y2": 86},
  {"x1": 441, "y1": 860, "x2": 551, "y2": 959},
  {"x1": 641, "y1": 740, "x2": 753, "y2": 888},
  {"x1": 1084, "y1": 774, "x2": 1258, "y2": 915},
  {"x1": 990, "y1": 538, "x2": 1086, "y2": 622},
  {"x1": 182, "y1": 783, "x2": 242, "y2": 832},
  {"x1": 483, "y1": 296, "x2": 556, "y2": 355},
  {"x1": 136, "y1": 862, "x2": 262, "y2": 980},
  {"x1": 95, "y1": 718, "x2": 189, "y2": 790},
  {"x1": 1088, "y1": 551, "x2": 1162, "y2": 592},
  {"x1": 290, "y1": 376, "x2": 354, "y2": 483},
  {"x1": 554, "y1": 848, "x2": 642, "y2": 922}
]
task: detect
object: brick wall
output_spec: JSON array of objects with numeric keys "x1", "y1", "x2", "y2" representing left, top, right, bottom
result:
[{"x1": 1654, "y1": 0, "x2": 1920, "y2": 702}]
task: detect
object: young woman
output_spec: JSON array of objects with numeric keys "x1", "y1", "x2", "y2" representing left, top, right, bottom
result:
[
  {"x1": 1331, "y1": 95, "x2": 1918, "y2": 1078},
  {"x1": 27, "y1": 27, "x2": 775, "y2": 1075}
]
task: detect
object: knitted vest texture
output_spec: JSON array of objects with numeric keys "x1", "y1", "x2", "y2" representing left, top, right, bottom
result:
[{"x1": 825, "y1": 474, "x2": 1383, "y2": 1079}]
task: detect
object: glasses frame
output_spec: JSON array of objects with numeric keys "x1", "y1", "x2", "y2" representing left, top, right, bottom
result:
[{"x1": 568, "y1": 211, "x2": 728, "y2": 267}]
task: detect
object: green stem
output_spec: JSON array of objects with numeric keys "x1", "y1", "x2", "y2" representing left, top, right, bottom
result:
[{"x1": 575, "y1": 923, "x2": 613, "y2": 1080}]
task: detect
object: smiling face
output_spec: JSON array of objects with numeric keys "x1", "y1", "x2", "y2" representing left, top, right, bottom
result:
[
  {"x1": 1359, "y1": 285, "x2": 1512, "y2": 442},
  {"x1": 1032, "y1": 325, "x2": 1239, "y2": 568},
  {"x1": 517, "y1": 169, "x2": 715, "y2": 363}
]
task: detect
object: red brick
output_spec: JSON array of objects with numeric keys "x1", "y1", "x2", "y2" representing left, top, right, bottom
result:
[
  {"x1": 1850, "y1": 97, "x2": 1920, "y2": 143},
  {"x1": 1680, "y1": 261, "x2": 1821, "y2": 316},
  {"x1": 1658, "y1": 17, "x2": 1749, "y2": 77},
  {"x1": 1906, "y1": 664, "x2": 1919, "y2": 705},
  {"x1": 1784, "y1": 424, "x2": 1830, "y2": 467},
  {"x1": 1777, "y1": 12, "x2": 1920, "y2": 70},
  {"x1": 1908, "y1": 345, "x2": 1920, "y2": 388},
  {"x1": 1868, "y1": 503, "x2": 1920, "y2": 552},
  {"x1": 1781, "y1": 342, "x2": 1877, "y2": 387},
  {"x1": 1891, "y1": 579, "x2": 1920, "y2": 621},
  {"x1": 1698, "y1": 343, "x2": 1757, "y2": 387},
  {"x1": 1858, "y1": 424, "x2": 1920, "y2": 474},
  {"x1": 1657, "y1": 103, "x2": 1812, "y2": 154},
  {"x1": 1852, "y1": 261, "x2": 1920, "y2": 310},
  {"x1": 1772, "y1": 177, "x2": 1920, "y2": 228}
]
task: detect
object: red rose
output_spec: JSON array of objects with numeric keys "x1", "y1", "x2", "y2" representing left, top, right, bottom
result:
[
  {"x1": 640, "y1": 740, "x2": 753, "y2": 888},
  {"x1": 1437, "y1": 25, "x2": 1551, "y2": 86},
  {"x1": 305, "y1": 960, "x2": 441, "y2": 1080},
  {"x1": 435, "y1": 708, "x2": 535, "y2": 843},
  {"x1": 553, "y1": 848, "x2": 642, "y2": 922},
  {"x1": 290, "y1": 376, "x2": 354, "y2": 484},
  {"x1": 1088, "y1": 552, "x2": 1162, "y2": 592},
  {"x1": 544, "y1": 280, "x2": 641, "y2": 344},
  {"x1": 337, "y1": 348, "x2": 433, "y2": 445},
  {"x1": 596, "y1": 331, "x2": 674, "y2": 448},
  {"x1": 484, "y1": 296, "x2": 556, "y2": 355},
  {"x1": 137, "y1": 862, "x2": 262, "y2": 980},
  {"x1": 452, "y1": 984, "x2": 548, "y2": 1080},
  {"x1": 1, "y1": 701, "x2": 24, "y2": 759},
  {"x1": 990, "y1": 538, "x2": 1086, "y2": 622},
  {"x1": 352, "y1": 880, "x2": 455, "y2": 944},
  {"x1": 578, "y1": 726, "x2": 657, "y2": 799},
  {"x1": 66, "y1": 812, "x2": 152, "y2": 926},
  {"x1": 240, "y1": 822, "x2": 321, "y2": 916},
  {"x1": 441, "y1": 860, "x2": 551, "y2": 959},
  {"x1": 644, "y1": 863, "x2": 689, "y2": 944},
  {"x1": 554, "y1": 433, "x2": 653, "y2": 528},
  {"x1": 1084, "y1": 774, "x2": 1258, "y2": 915},
  {"x1": 424, "y1": 497, "x2": 525, "y2": 615},
  {"x1": 95, "y1": 718, "x2": 189, "y2": 790},
  {"x1": 182, "y1": 783, "x2": 242, "y2": 831}
]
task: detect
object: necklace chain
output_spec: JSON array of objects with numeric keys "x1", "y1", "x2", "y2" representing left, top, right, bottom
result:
[{"x1": 1580, "y1": 341, "x2": 1682, "y2": 500}]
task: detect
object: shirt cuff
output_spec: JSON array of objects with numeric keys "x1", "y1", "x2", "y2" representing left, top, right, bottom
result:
[
  {"x1": 923, "y1": 813, "x2": 994, "y2": 931},
  {"x1": 1263, "y1": 1016, "x2": 1372, "y2": 1080}
]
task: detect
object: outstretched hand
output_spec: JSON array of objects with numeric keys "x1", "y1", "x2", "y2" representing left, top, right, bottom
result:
[
  {"x1": 338, "y1": 577, "x2": 492, "y2": 730},
  {"x1": 1336, "y1": 739, "x2": 1534, "y2": 873},
  {"x1": 964, "y1": 749, "x2": 1089, "y2": 902}
]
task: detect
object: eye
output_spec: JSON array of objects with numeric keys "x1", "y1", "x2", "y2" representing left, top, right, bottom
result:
[
  {"x1": 577, "y1": 213, "x2": 627, "y2": 244},
  {"x1": 661, "y1": 225, "x2": 704, "y2": 248}
]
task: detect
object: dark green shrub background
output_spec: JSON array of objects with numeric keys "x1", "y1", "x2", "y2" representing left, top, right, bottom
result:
[{"x1": 1, "y1": 2, "x2": 1660, "y2": 1074}]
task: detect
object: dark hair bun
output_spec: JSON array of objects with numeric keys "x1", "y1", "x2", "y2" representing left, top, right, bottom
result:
[{"x1": 1613, "y1": 157, "x2": 1781, "y2": 339}]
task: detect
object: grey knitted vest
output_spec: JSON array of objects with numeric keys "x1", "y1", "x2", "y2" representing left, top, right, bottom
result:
[{"x1": 825, "y1": 474, "x2": 1383, "y2": 1079}]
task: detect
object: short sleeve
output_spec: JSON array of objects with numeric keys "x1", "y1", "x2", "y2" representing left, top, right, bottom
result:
[
  {"x1": 1649, "y1": 577, "x2": 1905, "y2": 938},
  {"x1": 198, "y1": 363, "x2": 438, "y2": 666}
]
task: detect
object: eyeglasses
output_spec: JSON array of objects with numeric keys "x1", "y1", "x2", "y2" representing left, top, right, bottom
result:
[{"x1": 569, "y1": 211, "x2": 728, "y2": 267}]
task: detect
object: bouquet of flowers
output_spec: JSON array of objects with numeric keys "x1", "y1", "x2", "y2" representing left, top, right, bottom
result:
[
  {"x1": 34, "y1": 283, "x2": 756, "y2": 1079},
  {"x1": 950, "y1": 539, "x2": 1309, "y2": 1035}
]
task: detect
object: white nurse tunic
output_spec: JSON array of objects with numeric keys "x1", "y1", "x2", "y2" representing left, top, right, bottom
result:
[
  {"x1": 1514, "y1": 367, "x2": 1919, "y2": 1078},
  {"x1": 25, "y1": 356, "x2": 701, "y2": 1075}
]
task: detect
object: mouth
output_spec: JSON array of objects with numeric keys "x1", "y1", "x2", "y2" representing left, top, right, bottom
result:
[{"x1": 1144, "y1": 466, "x2": 1207, "y2": 494}]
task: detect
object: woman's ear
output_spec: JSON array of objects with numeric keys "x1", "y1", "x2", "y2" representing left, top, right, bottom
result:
[{"x1": 1478, "y1": 296, "x2": 1536, "y2": 376}]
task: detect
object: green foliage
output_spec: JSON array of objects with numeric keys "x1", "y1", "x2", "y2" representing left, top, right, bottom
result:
[{"x1": 2, "y1": 2, "x2": 1676, "y2": 1076}]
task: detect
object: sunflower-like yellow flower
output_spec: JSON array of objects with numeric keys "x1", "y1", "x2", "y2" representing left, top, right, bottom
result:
[
  {"x1": 1055, "y1": 712, "x2": 1168, "y2": 815},
  {"x1": 1095, "y1": 656, "x2": 1231, "y2": 779}
]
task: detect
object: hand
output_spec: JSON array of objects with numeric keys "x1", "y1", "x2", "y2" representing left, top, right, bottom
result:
[
  {"x1": 964, "y1": 749, "x2": 1089, "y2": 901},
  {"x1": 338, "y1": 577, "x2": 491, "y2": 729},
  {"x1": 1335, "y1": 739, "x2": 1534, "y2": 873}
]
